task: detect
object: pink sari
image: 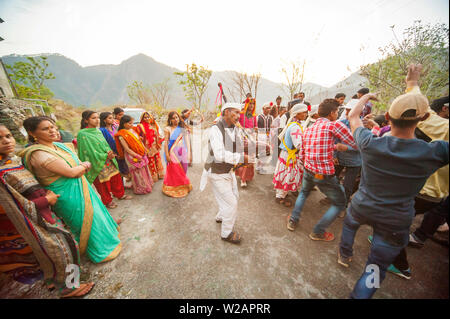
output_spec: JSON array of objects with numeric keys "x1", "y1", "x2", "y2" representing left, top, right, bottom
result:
[{"x1": 121, "y1": 130, "x2": 154, "y2": 195}]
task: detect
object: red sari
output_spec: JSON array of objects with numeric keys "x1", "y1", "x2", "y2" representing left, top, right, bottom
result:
[
  {"x1": 162, "y1": 126, "x2": 192, "y2": 198},
  {"x1": 136, "y1": 116, "x2": 165, "y2": 182}
]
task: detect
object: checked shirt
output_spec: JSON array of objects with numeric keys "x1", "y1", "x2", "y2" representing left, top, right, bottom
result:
[{"x1": 303, "y1": 117, "x2": 356, "y2": 176}]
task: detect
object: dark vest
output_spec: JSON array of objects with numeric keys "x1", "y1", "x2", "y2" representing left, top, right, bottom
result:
[{"x1": 204, "y1": 119, "x2": 239, "y2": 174}]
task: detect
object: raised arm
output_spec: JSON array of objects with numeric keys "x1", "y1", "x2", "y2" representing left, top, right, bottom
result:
[{"x1": 405, "y1": 64, "x2": 422, "y2": 93}]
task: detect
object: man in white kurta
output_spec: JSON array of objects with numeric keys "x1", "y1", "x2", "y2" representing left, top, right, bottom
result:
[{"x1": 200, "y1": 103, "x2": 249, "y2": 244}]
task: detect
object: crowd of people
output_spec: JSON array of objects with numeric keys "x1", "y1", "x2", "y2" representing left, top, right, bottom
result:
[{"x1": 0, "y1": 64, "x2": 448, "y2": 299}]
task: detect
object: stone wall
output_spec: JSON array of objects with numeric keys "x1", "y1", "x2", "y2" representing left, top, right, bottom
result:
[{"x1": 0, "y1": 97, "x2": 41, "y2": 142}]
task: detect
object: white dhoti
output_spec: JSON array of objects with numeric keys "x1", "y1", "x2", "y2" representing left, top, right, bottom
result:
[{"x1": 200, "y1": 168, "x2": 239, "y2": 238}]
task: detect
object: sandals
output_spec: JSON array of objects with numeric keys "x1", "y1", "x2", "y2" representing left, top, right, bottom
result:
[
  {"x1": 222, "y1": 231, "x2": 241, "y2": 244},
  {"x1": 106, "y1": 202, "x2": 118, "y2": 209},
  {"x1": 275, "y1": 197, "x2": 293, "y2": 207},
  {"x1": 60, "y1": 282, "x2": 95, "y2": 298},
  {"x1": 118, "y1": 195, "x2": 133, "y2": 200}
]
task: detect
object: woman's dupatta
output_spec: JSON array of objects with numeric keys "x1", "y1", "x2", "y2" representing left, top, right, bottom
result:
[
  {"x1": 167, "y1": 126, "x2": 188, "y2": 173},
  {"x1": 114, "y1": 129, "x2": 146, "y2": 159},
  {"x1": 19, "y1": 143, "x2": 94, "y2": 255}
]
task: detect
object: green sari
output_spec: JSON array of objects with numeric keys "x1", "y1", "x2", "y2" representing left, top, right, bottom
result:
[
  {"x1": 20, "y1": 142, "x2": 121, "y2": 264},
  {"x1": 77, "y1": 128, "x2": 119, "y2": 184}
]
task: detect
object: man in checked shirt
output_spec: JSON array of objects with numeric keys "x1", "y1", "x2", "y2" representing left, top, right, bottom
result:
[{"x1": 287, "y1": 98, "x2": 354, "y2": 242}]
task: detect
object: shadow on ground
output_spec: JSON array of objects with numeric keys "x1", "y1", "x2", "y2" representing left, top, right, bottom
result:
[{"x1": 1, "y1": 163, "x2": 448, "y2": 299}]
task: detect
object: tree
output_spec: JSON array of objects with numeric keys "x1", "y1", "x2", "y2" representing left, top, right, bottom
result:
[
  {"x1": 149, "y1": 79, "x2": 171, "y2": 109},
  {"x1": 360, "y1": 21, "x2": 449, "y2": 110},
  {"x1": 280, "y1": 59, "x2": 306, "y2": 100},
  {"x1": 228, "y1": 71, "x2": 262, "y2": 101},
  {"x1": 127, "y1": 80, "x2": 151, "y2": 105},
  {"x1": 5, "y1": 56, "x2": 55, "y2": 100},
  {"x1": 174, "y1": 63, "x2": 212, "y2": 110},
  {"x1": 227, "y1": 71, "x2": 246, "y2": 102},
  {"x1": 244, "y1": 72, "x2": 261, "y2": 100}
]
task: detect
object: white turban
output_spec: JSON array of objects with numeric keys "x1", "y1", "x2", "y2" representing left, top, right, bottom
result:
[
  {"x1": 262, "y1": 101, "x2": 273, "y2": 109},
  {"x1": 221, "y1": 103, "x2": 242, "y2": 113},
  {"x1": 278, "y1": 103, "x2": 308, "y2": 141}
]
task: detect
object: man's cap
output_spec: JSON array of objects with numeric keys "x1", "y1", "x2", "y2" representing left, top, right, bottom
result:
[
  {"x1": 221, "y1": 103, "x2": 242, "y2": 112},
  {"x1": 388, "y1": 93, "x2": 429, "y2": 120},
  {"x1": 290, "y1": 103, "x2": 308, "y2": 117},
  {"x1": 309, "y1": 104, "x2": 319, "y2": 115},
  {"x1": 262, "y1": 101, "x2": 274, "y2": 109}
]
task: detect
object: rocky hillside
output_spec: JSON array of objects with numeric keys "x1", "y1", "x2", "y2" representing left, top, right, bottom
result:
[{"x1": 2, "y1": 53, "x2": 368, "y2": 111}]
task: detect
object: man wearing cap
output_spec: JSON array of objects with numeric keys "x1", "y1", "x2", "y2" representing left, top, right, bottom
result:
[
  {"x1": 273, "y1": 103, "x2": 309, "y2": 207},
  {"x1": 304, "y1": 104, "x2": 320, "y2": 129},
  {"x1": 337, "y1": 64, "x2": 449, "y2": 299},
  {"x1": 200, "y1": 103, "x2": 249, "y2": 244}
]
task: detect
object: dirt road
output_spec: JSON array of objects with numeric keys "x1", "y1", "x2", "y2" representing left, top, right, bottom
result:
[{"x1": 1, "y1": 162, "x2": 448, "y2": 299}]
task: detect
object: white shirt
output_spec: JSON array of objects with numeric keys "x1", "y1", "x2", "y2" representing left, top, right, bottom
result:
[
  {"x1": 279, "y1": 113, "x2": 289, "y2": 129},
  {"x1": 208, "y1": 124, "x2": 242, "y2": 165}
]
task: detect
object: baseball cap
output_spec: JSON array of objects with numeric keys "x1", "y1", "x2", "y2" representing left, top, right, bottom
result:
[{"x1": 388, "y1": 93, "x2": 429, "y2": 120}]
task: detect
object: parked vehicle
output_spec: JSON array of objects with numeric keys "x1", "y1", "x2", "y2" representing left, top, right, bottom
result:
[{"x1": 123, "y1": 108, "x2": 146, "y2": 125}]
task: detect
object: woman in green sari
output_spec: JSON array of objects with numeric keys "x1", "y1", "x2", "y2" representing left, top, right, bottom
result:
[
  {"x1": 77, "y1": 110, "x2": 132, "y2": 209},
  {"x1": 19, "y1": 117, "x2": 122, "y2": 264}
]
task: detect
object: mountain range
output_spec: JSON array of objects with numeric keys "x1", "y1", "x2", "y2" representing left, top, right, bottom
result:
[{"x1": 1, "y1": 53, "x2": 368, "y2": 110}]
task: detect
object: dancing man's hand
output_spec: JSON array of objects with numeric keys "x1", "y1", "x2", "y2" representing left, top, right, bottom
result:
[{"x1": 406, "y1": 64, "x2": 422, "y2": 87}]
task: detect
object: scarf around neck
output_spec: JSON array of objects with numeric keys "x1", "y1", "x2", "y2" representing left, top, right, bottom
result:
[
  {"x1": 77, "y1": 128, "x2": 118, "y2": 184},
  {"x1": 114, "y1": 129, "x2": 146, "y2": 158}
]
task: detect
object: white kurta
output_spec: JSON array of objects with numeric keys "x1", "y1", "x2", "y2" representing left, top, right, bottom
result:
[{"x1": 200, "y1": 124, "x2": 242, "y2": 238}]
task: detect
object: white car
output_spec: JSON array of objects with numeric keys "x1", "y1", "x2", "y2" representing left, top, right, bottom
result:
[{"x1": 123, "y1": 108, "x2": 146, "y2": 125}]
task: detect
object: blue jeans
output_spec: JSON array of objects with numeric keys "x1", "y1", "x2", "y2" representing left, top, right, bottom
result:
[
  {"x1": 339, "y1": 207, "x2": 409, "y2": 299},
  {"x1": 335, "y1": 165, "x2": 361, "y2": 204},
  {"x1": 290, "y1": 170, "x2": 346, "y2": 234}
]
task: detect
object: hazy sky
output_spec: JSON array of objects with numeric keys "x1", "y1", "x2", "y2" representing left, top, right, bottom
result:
[{"x1": 0, "y1": 0, "x2": 448, "y2": 87}]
